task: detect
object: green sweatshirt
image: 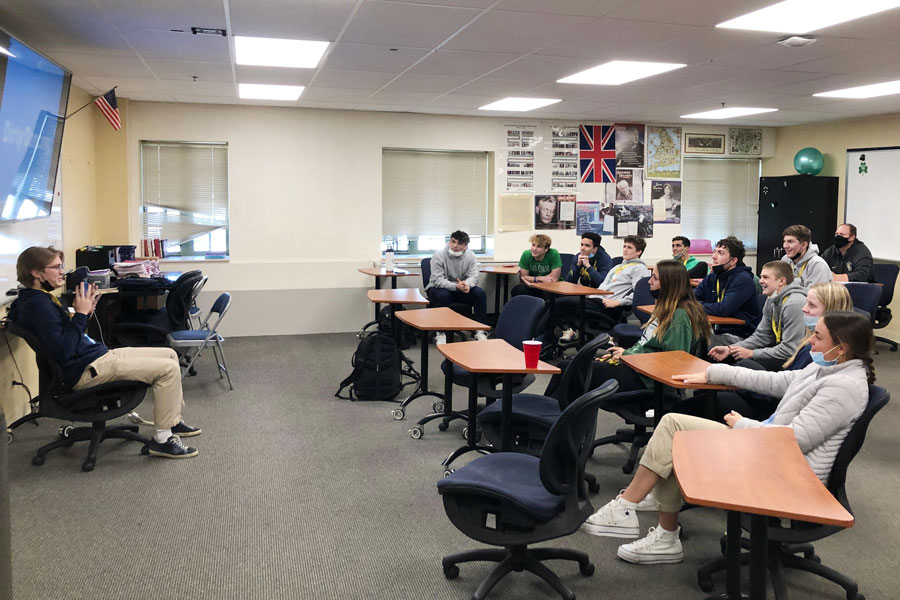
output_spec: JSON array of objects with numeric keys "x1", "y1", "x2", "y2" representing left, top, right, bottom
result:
[{"x1": 623, "y1": 307, "x2": 695, "y2": 389}]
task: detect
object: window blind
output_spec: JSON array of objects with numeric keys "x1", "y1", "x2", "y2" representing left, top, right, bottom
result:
[
  {"x1": 681, "y1": 158, "x2": 759, "y2": 250},
  {"x1": 382, "y1": 149, "x2": 489, "y2": 238},
  {"x1": 140, "y1": 141, "x2": 229, "y2": 253}
]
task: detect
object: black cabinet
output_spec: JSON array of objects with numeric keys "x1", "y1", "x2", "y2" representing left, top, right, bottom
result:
[{"x1": 757, "y1": 175, "x2": 838, "y2": 271}]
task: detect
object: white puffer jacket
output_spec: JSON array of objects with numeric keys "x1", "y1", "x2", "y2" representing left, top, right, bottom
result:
[{"x1": 707, "y1": 360, "x2": 868, "y2": 482}]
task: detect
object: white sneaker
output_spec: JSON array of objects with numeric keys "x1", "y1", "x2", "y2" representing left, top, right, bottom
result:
[
  {"x1": 474, "y1": 330, "x2": 488, "y2": 341},
  {"x1": 580, "y1": 496, "x2": 639, "y2": 539},
  {"x1": 560, "y1": 328, "x2": 577, "y2": 342},
  {"x1": 619, "y1": 488, "x2": 660, "y2": 512},
  {"x1": 435, "y1": 332, "x2": 447, "y2": 345},
  {"x1": 617, "y1": 526, "x2": 683, "y2": 564}
]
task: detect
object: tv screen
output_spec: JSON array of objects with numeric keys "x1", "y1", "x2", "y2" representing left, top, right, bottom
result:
[{"x1": 0, "y1": 29, "x2": 71, "y2": 222}]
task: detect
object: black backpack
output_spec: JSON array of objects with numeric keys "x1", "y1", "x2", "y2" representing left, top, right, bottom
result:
[
  {"x1": 376, "y1": 306, "x2": 416, "y2": 350},
  {"x1": 335, "y1": 332, "x2": 403, "y2": 401}
]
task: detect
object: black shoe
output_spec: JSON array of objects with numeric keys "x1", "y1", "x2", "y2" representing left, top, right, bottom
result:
[
  {"x1": 171, "y1": 421, "x2": 201, "y2": 437},
  {"x1": 148, "y1": 435, "x2": 198, "y2": 459}
]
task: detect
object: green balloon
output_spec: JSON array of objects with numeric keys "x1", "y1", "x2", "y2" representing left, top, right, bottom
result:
[{"x1": 794, "y1": 147, "x2": 824, "y2": 175}]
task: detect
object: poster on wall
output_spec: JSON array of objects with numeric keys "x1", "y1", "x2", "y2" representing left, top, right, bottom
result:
[
  {"x1": 579, "y1": 124, "x2": 615, "y2": 183},
  {"x1": 614, "y1": 204, "x2": 654, "y2": 238},
  {"x1": 535, "y1": 194, "x2": 577, "y2": 230},
  {"x1": 729, "y1": 128, "x2": 762, "y2": 155},
  {"x1": 647, "y1": 126, "x2": 682, "y2": 179},
  {"x1": 650, "y1": 181, "x2": 681, "y2": 223},
  {"x1": 551, "y1": 125, "x2": 580, "y2": 189},
  {"x1": 607, "y1": 168, "x2": 643, "y2": 204},
  {"x1": 615, "y1": 123, "x2": 645, "y2": 169},
  {"x1": 576, "y1": 201, "x2": 615, "y2": 235},
  {"x1": 505, "y1": 125, "x2": 536, "y2": 190}
]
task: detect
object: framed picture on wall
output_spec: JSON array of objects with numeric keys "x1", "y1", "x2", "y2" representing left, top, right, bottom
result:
[
  {"x1": 684, "y1": 133, "x2": 725, "y2": 154},
  {"x1": 729, "y1": 128, "x2": 762, "y2": 155}
]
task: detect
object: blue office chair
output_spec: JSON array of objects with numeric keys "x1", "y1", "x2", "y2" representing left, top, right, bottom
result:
[
  {"x1": 437, "y1": 380, "x2": 619, "y2": 600},
  {"x1": 558, "y1": 253, "x2": 575, "y2": 280},
  {"x1": 610, "y1": 256, "x2": 623, "y2": 268},
  {"x1": 610, "y1": 276, "x2": 653, "y2": 348},
  {"x1": 872, "y1": 263, "x2": 898, "y2": 351},
  {"x1": 167, "y1": 292, "x2": 233, "y2": 389},
  {"x1": 845, "y1": 283, "x2": 882, "y2": 322}
]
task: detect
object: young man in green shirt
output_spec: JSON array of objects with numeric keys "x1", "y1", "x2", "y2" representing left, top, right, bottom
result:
[
  {"x1": 671, "y1": 236, "x2": 707, "y2": 278},
  {"x1": 511, "y1": 233, "x2": 562, "y2": 298}
]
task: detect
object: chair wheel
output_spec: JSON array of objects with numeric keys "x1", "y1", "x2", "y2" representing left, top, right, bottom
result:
[
  {"x1": 443, "y1": 564, "x2": 459, "y2": 579},
  {"x1": 852, "y1": 594, "x2": 864, "y2": 600},
  {"x1": 579, "y1": 561, "x2": 595, "y2": 576},
  {"x1": 432, "y1": 401, "x2": 445, "y2": 413},
  {"x1": 588, "y1": 479, "x2": 600, "y2": 493},
  {"x1": 59, "y1": 425, "x2": 74, "y2": 438},
  {"x1": 438, "y1": 421, "x2": 449, "y2": 431},
  {"x1": 443, "y1": 469, "x2": 455, "y2": 478},
  {"x1": 31, "y1": 455, "x2": 45, "y2": 466},
  {"x1": 391, "y1": 408, "x2": 405, "y2": 421},
  {"x1": 698, "y1": 577, "x2": 714, "y2": 593},
  {"x1": 141, "y1": 445, "x2": 150, "y2": 455},
  {"x1": 7, "y1": 432, "x2": 12, "y2": 445},
  {"x1": 461, "y1": 427, "x2": 468, "y2": 439},
  {"x1": 409, "y1": 426, "x2": 423, "y2": 440},
  {"x1": 622, "y1": 460, "x2": 635, "y2": 474},
  {"x1": 81, "y1": 460, "x2": 95, "y2": 472}
]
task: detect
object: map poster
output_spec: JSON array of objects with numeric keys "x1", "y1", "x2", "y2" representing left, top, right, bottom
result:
[
  {"x1": 647, "y1": 126, "x2": 682, "y2": 179},
  {"x1": 615, "y1": 123, "x2": 645, "y2": 169},
  {"x1": 650, "y1": 180, "x2": 681, "y2": 223},
  {"x1": 729, "y1": 128, "x2": 762, "y2": 155}
]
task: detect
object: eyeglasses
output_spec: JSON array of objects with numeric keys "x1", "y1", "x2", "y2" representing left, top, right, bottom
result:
[{"x1": 43, "y1": 263, "x2": 65, "y2": 272}]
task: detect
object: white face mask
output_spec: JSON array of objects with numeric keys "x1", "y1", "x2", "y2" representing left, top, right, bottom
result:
[{"x1": 448, "y1": 249, "x2": 464, "y2": 258}]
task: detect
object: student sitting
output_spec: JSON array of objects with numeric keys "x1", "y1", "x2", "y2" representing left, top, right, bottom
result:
[
  {"x1": 582, "y1": 311, "x2": 873, "y2": 565},
  {"x1": 511, "y1": 234, "x2": 562, "y2": 299},
  {"x1": 671, "y1": 236, "x2": 708, "y2": 278},
  {"x1": 553, "y1": 232, "x2": 612, "y2": 342},
  {"x1": 707, "y1": 261, "x2": 807, "y2": 371},
  {"x1": 781, "y1": 224, "x2": 833, "y2": 286},
  {"x1": 424, "y1": 230, "x2": 488, "y2": 344},
  {"x1": 694, "y1": 236, "x2": 760, "y2": 338},
  {"x1": 821, "y1": 223, "x2": 874, "y2": 282}
]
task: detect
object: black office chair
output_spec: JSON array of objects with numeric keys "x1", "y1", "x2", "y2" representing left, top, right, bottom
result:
[
  {"x1": 437, "y1": 380, "x2": 619, "y2": 600},
  {"x1": 4, "y1": 321, "x2": 151, "y2": 472},
  {"x1": 697, "y1": 385, "x2": 889, "y2": 600},
  {"x1": 610, "y1": 276, "x2": 653, "y2": 348},
  {"x1": 845, "y1": 282, "x2": 883, "y2": 324},
  {"x1": 559, "y1": 252, "x2": 576, "y2": 280},
  {"x1": 111, "y1": 270, "x2": 203, "y2": 348},
  {"x1": 872, "y1": 263, "x2": 898, "y2": 351}
]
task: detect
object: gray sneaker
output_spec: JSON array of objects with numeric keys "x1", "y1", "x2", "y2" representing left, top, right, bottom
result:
[
  {"x1": 617, "y1": 526, "x2": 683, "y2": 564},
  {"x1": 580, "y1": 496, "x2": 639, "y2": 538}
]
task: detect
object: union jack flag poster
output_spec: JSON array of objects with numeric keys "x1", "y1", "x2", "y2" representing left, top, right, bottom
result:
[{"x1": 579, "y1": 124, "x2": 615, "y2": 183}]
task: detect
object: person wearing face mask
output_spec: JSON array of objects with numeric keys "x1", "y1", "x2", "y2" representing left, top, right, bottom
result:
[
  {"x1": 582, "y1": 311, "x2": 873, "y2": 566},
  {"x1": 425, "y1": 230, "x2": 487, "y2": 344},
  {"x1": 780, "y1": 224, "x2": 833, "y2": 287},
  {"x1": 694, "y1": 236, "x2": 760, "y2": 338},
  {"x1": 511, "y1": 234, "x2": 562, "y2": 299},
  {"x1": 821, "y1": 223, "x2": 874, "y2": 282},
  {"x1": 551, "y1": 232, "x2": 612, "y2": 342},
  {"x1": 671, "y1": 236, "x2": 707, "y2": 278},
  {"x1": 8, "y1": 247, "x2": 201, "y2": 459}
]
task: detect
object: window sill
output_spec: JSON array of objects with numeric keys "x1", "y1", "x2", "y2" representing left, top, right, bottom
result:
[{"x1": 158, "y1": 256, "x2": 230, "y2": 263}]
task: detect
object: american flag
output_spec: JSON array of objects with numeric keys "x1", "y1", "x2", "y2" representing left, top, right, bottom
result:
[
  {"x1": 579, "y1": 124, "x2": 615, "y2": 183},
  {"x1": 94, "y1": 89, "x2": 121, "y2": 130}
]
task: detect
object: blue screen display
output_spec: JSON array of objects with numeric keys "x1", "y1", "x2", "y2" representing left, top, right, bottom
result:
[{"x1": 0, "y1": 33, "x2": 71, "y2": 221}]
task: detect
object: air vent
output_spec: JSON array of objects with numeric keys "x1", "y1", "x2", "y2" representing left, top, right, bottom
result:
[{"x1": 191, "y1": 27, "x2": 227, "y2": 36}]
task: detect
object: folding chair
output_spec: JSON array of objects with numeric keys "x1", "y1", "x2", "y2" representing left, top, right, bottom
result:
[
  {"x1": 188, "y1": 275, "x2": 209, "y2": 329},
  {"x1": 167, "y1": 292, "x2": 233, "y2": 389}
]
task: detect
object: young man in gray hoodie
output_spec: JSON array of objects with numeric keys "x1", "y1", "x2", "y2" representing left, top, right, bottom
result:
[
  {"x1": 781, "y1": 224, "x2": 833, "y2": 287},
  {"x1": 708, "y1": 261, "x2": 807, "y2": 371},
  {"x1": 425, "y1": 230, "x2": 487, "y2": 343}
]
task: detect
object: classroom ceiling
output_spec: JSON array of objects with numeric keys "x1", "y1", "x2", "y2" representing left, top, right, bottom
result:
[{"x1": 4, "y1": 0, "x2": 900, "y2": 126}]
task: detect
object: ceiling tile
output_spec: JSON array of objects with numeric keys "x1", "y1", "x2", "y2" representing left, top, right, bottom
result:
[
  {"x1": 2, "y1": 17, "x2": 133, "y2": 57},
  {"x1": 788, "y1": 43, "x2": 900, "y2": 75},
  {"x1": 409, "y1": 50, "x2": 520, "y2": 77},
  {"x1": 539, "y1": 18, "x2": 699, "y2": 60},
  {"x1": 298, "y1": 101, "x2": 362, "y2": 110},
  {"x1": 388, "y1": 0, "x2": 496, "y2": 7},
  {"x1": 124, "y1": 27, "x2": 231, "y2": 62},
  {"x1": 443, "y1": 10, "x2": 586, "y2": 54},
  {"x1": 341, "y1": 2, "x2": 481, "y2": 47},
  {"x1": 171, "y1": 94, "x2": 240, "y2": 105},
  {"x1": 495, "y1": 0, "x2": 631, "y2": 18},
  {"x1": 234, "y1": 65, "x2": 314, "y2": 86},
  {"x1": 144, "y1": 59, "x2": 234, "y2": 82},
  {"x1": 81, "y1": 75, "x2": 171, "y2": 95},
  {"x1": 366, "y1": 90, "x2": 443, "y2": 104},
  {"x1": 451, "y1": 77, "x2": 544, "y2": 96},
  {"x1": 95, "y1": 0, "x2": 225, "y2": 31},
  {"x1": 427, "y1": 94, "x2": 495, "y2": 108},
  {"x1": 604, "y1": 0, "x2": 774, "y2": 27},
  {"x1": 226, "y1": 0, "x2": 358, "y2": 39},
  {"x1": 383, "y1": 74, "x2": 473, "y2": 93},
  {"x1": 55, "y1": 52, "x2": 151, "y2": 78},
  {"x1": 0, "y1": 0, "x2": 103, "y2": 24},
  {"x1": 302, "y1": 87, "x2": 372, "y2": 102},
  {"x1": 711, "y1": 37, "x2": 883, "y2": 70},
  {"x1": 326, "y1": 43, "x2": 430, "y2": 73},
  {"x1": 689, "y1": 69, "x2": 826, "y2": 94},
  {"x1": 636, "y1": 28, "x2": 773, "y2": 65},
  {"x1": 816, "y1": 10, "x2": 900, "y2": 43},
  {"x1": 312, "y1": 69, "x2": 397, "y2": 89},
  {"x1": 771, "y1": 73, "x2": 895, "y2": 96},
  {"x1": 489, "y1": 54, "x2": 598, "y2": 80}
]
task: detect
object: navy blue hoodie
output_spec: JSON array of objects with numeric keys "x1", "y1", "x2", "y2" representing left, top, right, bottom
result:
[
  {"x1": 693, "y1": 264, "x2": 761, "y2": 337},
  {"x1": 8, "y1": 288, "x2": 107, "y2": 388}
]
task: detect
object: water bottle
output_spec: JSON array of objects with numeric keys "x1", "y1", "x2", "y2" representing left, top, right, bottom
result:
[{"x1": 385, "y1": 245, "x2": 395, "y2": 271}]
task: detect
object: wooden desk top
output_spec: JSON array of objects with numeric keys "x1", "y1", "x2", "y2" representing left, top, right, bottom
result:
[
  {"x1": 673, "y1": 427, "x2": 854, "y2": 527},
  {"x1": 620, "y1": 350, "x2": 733, "y2": 391},
  {"x1": 358, "y1": 267, "x2": 416, "y2": 277},
  {"x1": 367, "y1": 289, "x2": 429, "y2": 305},
  {"x1": 531, "y1": 281, "x2": 613, "y2": 296},
  {"x1": 480, "y1": 265, "x2": 520, "y2": 275},
  {"x1": 635, "y1": 304, "x2": 745, "y2": 326},
  {"x1": 396, "y1": 307, "x2": 491, "y2": 331},
  {"x1": 437, "y1": 338, "x2": 560, "y2": 374}
]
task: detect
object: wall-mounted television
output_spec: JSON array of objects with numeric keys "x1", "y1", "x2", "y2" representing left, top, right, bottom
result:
[{"x1": 0, "y1": 28, "x2": 71, "y2": 222}]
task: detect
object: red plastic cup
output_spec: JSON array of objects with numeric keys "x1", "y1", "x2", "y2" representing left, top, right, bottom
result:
[{"x1": 523, "y1": 340, "x2": 542, "y2": 369}]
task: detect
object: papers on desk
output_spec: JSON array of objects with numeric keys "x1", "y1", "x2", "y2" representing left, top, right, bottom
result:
[{"x1": 113, "y1": 261, "x2": 152, "y2": 277}]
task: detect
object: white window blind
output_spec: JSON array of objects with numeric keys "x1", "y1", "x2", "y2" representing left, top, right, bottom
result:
[
  {"x1": 382, "y1": 149, "x2": 489, "y2": 239},
  {"x1": 140, "y1": 141, "x2": 229, "y2": 257},
  {"x1": 681, "y1": 158, "x2": 759, "y2": 250}
]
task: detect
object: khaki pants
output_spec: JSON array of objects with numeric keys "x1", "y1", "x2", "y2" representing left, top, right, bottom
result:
[
  {"x1": 640, "y1": 413, "x2": 728, "y2": 513},
  {"x1": 73, "y1": 348, "x2": 184, "y2": 430}
]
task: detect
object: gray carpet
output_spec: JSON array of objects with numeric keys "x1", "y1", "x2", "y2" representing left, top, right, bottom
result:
[{"x1": 6, "y1": 334, "x2": 899, "y2": 600}]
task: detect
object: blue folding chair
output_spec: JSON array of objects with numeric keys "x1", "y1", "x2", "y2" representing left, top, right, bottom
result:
[{"x1": 167, "y1": 292, "x2": 233, "y2": 389}]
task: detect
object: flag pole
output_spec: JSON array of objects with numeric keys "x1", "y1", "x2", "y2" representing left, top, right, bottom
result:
[{"x1": 65, "y1": 86, "x2": 117, "y2": 120}]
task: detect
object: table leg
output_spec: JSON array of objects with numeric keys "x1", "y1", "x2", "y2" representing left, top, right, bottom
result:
[
  {"x1": 704, "y1": 390, "x2": 719, "y2": 420},
  {"x1": 578, "y1": 295, "x2": 586, "y2": 350},
  {"x1": 548, "y1": 295, "x2": 558, "y2": 354},
  {"x1": 493, "y1": 275, "x2": 501, "y2": 316},
  {"x1": 653, "y1": 381, "x2": 664, "y2": 427},
  {"x1": 399, "y1": 328, "x2": 444, "y2": 412},
  {"x1": 441, "y1": 374, "x2": 494, "y2": 468},
  {"x1": 374, "y1": 276, "x2": 382, "y2": 322},
  {"x1": 707, "y1": 510, "x2": 744, "y2": 600},
  {"x1": 503, "y1": 274, "x2": 509, "y2": 306},
  {"x1": 501, "y1": 373, "x2": 513, "y2": 451},
  {"x1": 748, "y1": 514, "x2": 769, "y2": 600}
]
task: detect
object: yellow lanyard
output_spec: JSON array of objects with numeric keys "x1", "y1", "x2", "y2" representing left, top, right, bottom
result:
[
  {"x1": 38, "y1": 288, "x2": 63, "y2": 309},
  {"x1": 796, "y1": 261, "x2": 808, "y2": 280},
  {"x1": 715, "y1": 279, "x2": 725, "y2": 303},
  {"x1": 771, "y1": 295, "x2": 790, "y2": 343},
  {"x1": 609, "y1": 263, "x2": 629, "y2": 282}
]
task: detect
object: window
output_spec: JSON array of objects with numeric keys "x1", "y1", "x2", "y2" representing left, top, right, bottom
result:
[
  {"x1": 140, "y1": 141, "x2": 229, "y2": 258},
  {"x1": 681, "y1": 158, "x2": 760, "y2": 250},
  {"x1": 382, "y1": 148, "x2": 492, "y2": 255}
]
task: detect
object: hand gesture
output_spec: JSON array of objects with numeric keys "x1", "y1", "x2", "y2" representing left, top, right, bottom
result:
[
  {"x1": 724, "y1": 410, "x2": 743, "y2": 428},
  {"x1": 456, "y1": 279, "x2": 469, "y2": 293},
  {"x1": 73, "y1": 283, "x2": 95, "y2": 315},
  {"x1": 728, "y1": 346, "x2": 754, "y2": 360},
  {"x1": 708, "y1": 346, "x2": 730, "y2": 361},
  {"x1": 671, "y1": 371, "x2": 708, "y2": 385},
  {"x1": 602, "y1": 298, "x2": 621, "y2": 308}
]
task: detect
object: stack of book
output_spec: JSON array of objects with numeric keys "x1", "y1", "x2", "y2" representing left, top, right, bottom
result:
[{"x1": 140, "y1": 238, "x2": 168, "y2": 258}]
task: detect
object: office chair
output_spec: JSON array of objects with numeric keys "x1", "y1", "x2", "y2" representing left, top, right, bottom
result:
[
  {"x1": 167, "y1": 292, "x2": 233, "y2": 389},
  {"x1": 697, "y1": 385, "x2": 889, "y2": 600},
  {"x1": 558, "y1": 253, "x2": 575, "y2": 280},
  {"x1": 4, "y1": 321, "x2": 151, "y2": 472},
  {"x1": 610, "y1": 276, "x2": 653, "y2": 348},
  {"x1": 872, "y1": 263, "x2": 898, "y2": 351},
  {"x1": 609, "y1": 256, "x2": 623, "y2": 268},
  {"x1": 0, "y1": 409, "x2": 10, "y2": 600},
  {"x1": 686, "y1": 261, "x2": 708, "y2": 279},
  {"x1": 437, "y1": 380, "x2": 619, "y2": 600},
  {"x1": 844, "y1": 283, "x2": 882, "y2": 322},
  {"x1": 111, "y1": 270, "x2": 203, "y2": 347}
]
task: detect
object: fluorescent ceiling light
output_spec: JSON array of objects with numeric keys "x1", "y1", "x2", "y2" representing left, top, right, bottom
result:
[
  {"x1": 717, "y1": 0, "x2": 900, "y2": 34},
  {"x1": 558, "y1": 60, "x2": 686, "y2": 85},
  {"x1": 814, "y1": 79, "x2": 900, "y2": 98},
  {"x1": 681, "y1": 107, "x2": 778, "y2": 119},
  {"x1": 478, "y1": 97, "x2": 561, "y2": 111},
  {"x1": 238, "y1": 83, "x2": 304, "y2": 101},
  {"x1": 234, "y1": 36, "x2": 329, "y2": 68}
]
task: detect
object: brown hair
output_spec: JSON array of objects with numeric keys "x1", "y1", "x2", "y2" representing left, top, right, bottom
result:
[
  {"x1": 823, "y1": 311, "x2": 876, "y2": 384},
  {"x1": 715, "y1": 236, "x2": 745, "y2": 262},
  {"x1": 783, "y1": 282, "x2": 853, "y2": 368},
  {"x1": 529, "y1": 234, "x2": 552, "y2": 249},
  {"x1": 761, "y1": 260, "x2": 794, "y2": 284},
  {"x1": 841, "y1": 223, "x2": 857, "y2": 237},
  {"x1": 783, "y1": 224, "x2": 812, "y2": 245},
  {"x1": 647, "y1": 260, "x2": 711, "y2": 344},
  {"x1": 16, "y1": 246, "x2": 64, "y2": 287},
  {"x1": 623, "y1": 235, "x2": 646, "y2": 255}
]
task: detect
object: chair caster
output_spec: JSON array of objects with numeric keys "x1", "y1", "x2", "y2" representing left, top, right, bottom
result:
[
  {"x1": 31, "y1": 454, "x2": 45, "y2": 466},
  {"x1": 579, "y1": 560, "x2": 595, "y2": 576},
  {"x1": 622, "y1": 460, "x2": 635, "y2": 474},
  {"x1": 7, "y1": 431, "x2": 13, "y2": 445},
  {"x1": 443, "y1": 564, "x2": 459, "y2": 579},
  {"x1": 851, "y1": 594, "x2": 865, "y2": 600},
  {"x1": 409, "y1": 426, "x2": 423, "y2": 439},
  {"x1": 59, "y1": 425, "x2": 74, "y2": 438},
  {"x1": 588, "y1": 479, "x2": 600, "y2": 493},
  {"x1": 443, "y1": 468, "x2": 455, "y2": 478},
  {"x1": 81, "y1": 460, "x2": 95, "y2": 472},
  {"x1": 432, "y1": 401, "x2": 444, "y2": 413},
  {"x1": 140, "y1": 445, "x2": 150, "y2": 455},
  {"x1": 697, "y1": 576, "x2": 714, "y2": 593},
  {"x1": 391, "y1": 408, "x2": 405, "y2": 421},
  {"x1": 188, "y1": 366, "x2": 197, "y2": 377},
  {"x1": 438, "y1": 421, "x2": 449, "y2": 432}
]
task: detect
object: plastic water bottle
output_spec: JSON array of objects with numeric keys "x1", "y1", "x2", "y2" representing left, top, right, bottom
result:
[{"x1": 385, "y1": 245, "x2": 395, "y2": 271}]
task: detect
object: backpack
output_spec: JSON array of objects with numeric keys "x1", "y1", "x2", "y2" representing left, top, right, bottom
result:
[
  {"x1": 376, "y1": 306, "x2": 416, "y2": 350},
  {"x1": 335, "y1": 332, "x2": 403, "y2": 401}
]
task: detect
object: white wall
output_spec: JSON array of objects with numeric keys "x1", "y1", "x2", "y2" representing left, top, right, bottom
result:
[{"x1": 127, "y1": 103, "x2": 772, "y2": 335}]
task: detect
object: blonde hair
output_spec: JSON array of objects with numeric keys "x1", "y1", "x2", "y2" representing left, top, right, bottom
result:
[
  {"x1": 782, "y1": 282, "x2": 853, "y2": 368},
  {"x1": 529, "y1": 234, "x2": 552, "y2": 249}
]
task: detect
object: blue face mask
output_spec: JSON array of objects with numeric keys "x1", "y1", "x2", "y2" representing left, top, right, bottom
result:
[
  {"x1": 810, "y1": 344, "x2": 840, "y2": 367},
  {"x1": 803, "y1": 315, "x2": 820, "y2": 329}
]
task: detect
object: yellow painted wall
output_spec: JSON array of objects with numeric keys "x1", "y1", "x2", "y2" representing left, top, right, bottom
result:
[{"x1": 93, "y1": 97, "x2": 130, "y2": 244}]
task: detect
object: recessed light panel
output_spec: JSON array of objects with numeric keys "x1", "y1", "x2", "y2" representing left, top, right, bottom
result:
[
  {"x1": 238, "y1": 83, "x2": 305, "y2": 101},
  {"x1": 681, "y1": 107, "x2": 778, "y2": 119},
  {"x1": 235, "y1": 36, "x2": 329, "y2": 68},
  {"x1": 814, "y1": 80, "x2": 900, "y2": 98},
  {"x1": 558, "y1": 60, "x2": 686, "y2": 85},
  {"x1": 478, "y1": 97, "x2": 561, "y2": 111},
  {"x1": 717, "y1": 0, "x2": 900, "y2": 34}
]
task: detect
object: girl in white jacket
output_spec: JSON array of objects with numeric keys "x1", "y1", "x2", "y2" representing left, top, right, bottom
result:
[{"x1": 581, "y1": 310, "x2": 875, "y2": 565}]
